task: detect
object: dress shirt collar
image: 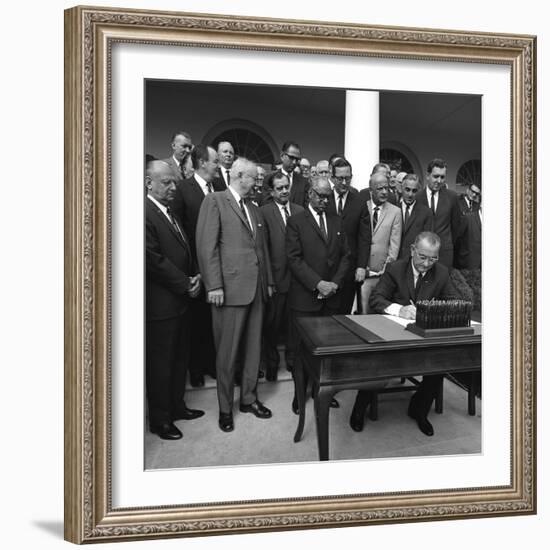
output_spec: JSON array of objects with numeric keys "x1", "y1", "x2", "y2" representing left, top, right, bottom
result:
[
  {"x1": 147, "y1": 194, "x2": 171, "y2": 221},
  {"x1": 276, "y1": 201, "x2": 290, "y2": 219},
  {"x1": 193, "y1": 172, "x2": 210, "y2": 195},
  {"x1": 228, "y1": 184, "x2": 243, "y2": 204},
  {"x1": 308, "y1": 204, "x2": 326, "y2": 228}
]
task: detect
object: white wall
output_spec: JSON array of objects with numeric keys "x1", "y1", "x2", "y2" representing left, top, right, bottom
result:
[{"x1": 0, "y1": 1, "x2": 546, "y2": 550}]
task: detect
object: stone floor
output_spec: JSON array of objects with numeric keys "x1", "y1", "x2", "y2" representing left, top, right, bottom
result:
[{"x1": 145, "y1": 369, "x2": 481, "y2": 470}]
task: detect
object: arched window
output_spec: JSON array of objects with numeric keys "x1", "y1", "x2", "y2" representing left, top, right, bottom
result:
[
  {"x1": 210, "y1": 128, "x2": 275, "y2": 166},
  {"x1": 456, "y1": 159, "x2": 482, "y2": 188},
  {"x1": 379, "y1": 148, "x2": 415, "y2": 174}
]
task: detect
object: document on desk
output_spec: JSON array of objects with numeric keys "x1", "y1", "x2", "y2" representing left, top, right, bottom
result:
[{"x1": 333, "y1": 314, "x2": 422, "y2": 343}]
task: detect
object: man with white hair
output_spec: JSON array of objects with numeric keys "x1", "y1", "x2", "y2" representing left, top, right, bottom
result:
[{"x1": 196, "y1": 158, "x2": 275, "y2": 433}]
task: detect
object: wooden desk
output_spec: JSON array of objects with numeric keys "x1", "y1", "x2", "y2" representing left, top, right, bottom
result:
[{"x1": 293, "y1": 315, "x2": 481, "y2": 461}]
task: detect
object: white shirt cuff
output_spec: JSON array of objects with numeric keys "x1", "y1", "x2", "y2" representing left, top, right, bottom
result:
[{"x1": 384, "y1": 303, "x2": 402, "y2": 317}]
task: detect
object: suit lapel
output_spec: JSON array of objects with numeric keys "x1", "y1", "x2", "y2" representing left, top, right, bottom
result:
[
  {"x1": 226, "y1": 190, "x2": 254, "y2": 237},
  {"x1": 148, "y1": 199, "x2": 190, "y2": 252},
  {"x1": 416, "y1": 266, "x2": 436, "y2": 301},
  {"x1": 404, "y1": 203, "x2": 416, "y2": 233},
  {"x1": 371, "y1": 202, "x2": 387, "y2": 235},
  {"x1": 305, "y1": 209, "x2": 327, "y2": 245},
  {"x1": 273, "y1": 203, "x2": 286, "y2": 235}
]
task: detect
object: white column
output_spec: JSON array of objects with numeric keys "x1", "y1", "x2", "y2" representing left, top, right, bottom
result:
[{"x1": 344, "y1": 91, "x2": 379, "y2": 191}]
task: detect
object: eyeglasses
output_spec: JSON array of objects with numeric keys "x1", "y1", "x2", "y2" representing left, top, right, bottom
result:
[
  {"x1": 414, "y1": 251, "x2": 439, "y2": 263},
  {"x1": 403, "y1": 187, "x2": 419, "y2": 193},
  {"x1": 284, "y1": 152, "x2": 301, "y2": 162},
  {"x1": 311, "y1": 189, "x2": 331, "y2": 201}
]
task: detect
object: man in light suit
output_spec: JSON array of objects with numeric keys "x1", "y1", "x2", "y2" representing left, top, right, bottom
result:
[
  {"x1": 162, "y1": 131, "x2": 193, "y2": 182},
  {"x1": 145, "y1": 161, "x2": 204, "y2": 440},
  {"x1": 368, "y1": 232, "x2": 459, "y2": 436},
  {"x1": 286, "y1": 176, "x2": 352, "y2": 412},
  {"x1": 359, "y1": 172, "x2": 402, "y2": 313},
  {"x1": 398, "y1": 174, "x2": 433, "y2": 259},
  {"x1": 169, "y1": 145, "x2": 226, "y2": 387},
  {"x1": 196, "y1": 158, "x2": 275, "y2": 433},
  {"x1": 261, "y1": 172, "x2": 304, "y2": 380},
  {"x1": 416, "y1": 158, "x2": 462, "y2": 268}
]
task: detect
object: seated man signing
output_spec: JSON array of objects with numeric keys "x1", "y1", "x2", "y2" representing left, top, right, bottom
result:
[{"x1": 349, "y1": 231, "x2": 458, "y2": 436}]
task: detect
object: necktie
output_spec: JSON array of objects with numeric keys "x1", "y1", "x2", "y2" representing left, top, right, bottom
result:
[
  {"x1": 166, "y1": 207, "x2": 186, "y2": 243},
  {"x1": 414, "y1": 273, "x2": 424, "y2": 301},
  {"x1": 239, "y1": 199, "x2": 251, "y2": 231},
  {"x1": 404, "y1": 204, "x2": 411, "y2": 225},
  {"x1": 319, "y1": 213, "x2": 328, "y2": 242},
  {"x1": 226, "y1": 170, "x2": 231, "y2": 186},
  {"x1": 206, "y1": 182, "x2": 213, "y2": 194},
  {"x1": 430, "y1": 191, "x2": 437, "y2": 215},
  {"x1": 337, "y1": 194, "x2": 344, "y2": 216},
  {"x1": 372, "y1": 206, "x2": 380, "y2": 228},
  {"x1": 179, "y1": 161, "x2": 185, "y2": 177},
  {"x1": 282, "y1": 206, "x2": 289, "y2": 224}
]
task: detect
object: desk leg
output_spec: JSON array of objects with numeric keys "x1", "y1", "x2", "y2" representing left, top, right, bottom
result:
[
  {"x1": 293, "y1": 340, "x2": 306, "y2": 443},
  {"x1": 314, "y1": 386, "x2": 334, "y2": 461},
  {"x1": 468, "y1": 371, "x2": 478, "y2": 416}
]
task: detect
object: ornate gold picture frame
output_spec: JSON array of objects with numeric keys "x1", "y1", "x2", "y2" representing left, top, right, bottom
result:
[{"x1": 64, "y1": 5, "x2": 536, "y2": 544}]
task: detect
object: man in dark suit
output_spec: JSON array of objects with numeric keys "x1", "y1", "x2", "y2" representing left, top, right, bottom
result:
[
  {"x1": 196, "y1": 158, "x2": 275, "y2": 433},
  {"x1": 169, "y1": 144, "x2": 226, "y2": 387},
  {"x1": 398, "y1": 174, "x2": 433, "y2": 259},
  {"x1": 261, "y1": 172, "x2": 304, "y2": 380},
  {"x1": 162, "y1": 131, "x2": 193, "y2": 183},
  {"x1": 145, "y1": 161, "x2": 204, "y2": 440},
  {"x1": 458, "y1": 182, "x2": 481, "y2": 216},
  {"x1": 263, "y1": 141, "x2": 310, "y2": 207},
  {"x1": 365, "y1": 231, "x2": 458, "y2": 437},
  {"x1": 211, "y1": 141, "x2": 234, "y2": 189},
  {"x1": 455, "y1": 196, "x2": 482, "y2": 271},
  {"x1": 326, "y1": 157, "x2": 372, "y2": 313},
  {"x1": 286, "y1": 176, "x2": 352, "y2": 411},
  {"x1": 416, "y1": 158, "x2": 462, "y2": 268}
]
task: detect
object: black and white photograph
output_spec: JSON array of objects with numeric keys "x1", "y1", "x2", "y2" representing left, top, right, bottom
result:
[
  {"x1": 59, "y1": 3, "x2": 538, "y2": 545},
  {"x1": 144, "y1": 80, "x2": 483, "y2": 469}
]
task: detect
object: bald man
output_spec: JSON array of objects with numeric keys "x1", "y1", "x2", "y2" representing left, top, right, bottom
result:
[{"x1": 145, "y1": 161, "x2": 204, "y2": 440}]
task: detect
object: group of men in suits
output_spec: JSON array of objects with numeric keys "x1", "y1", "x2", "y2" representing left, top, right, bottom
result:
[{"x1": 145, "y1": 132, "x2": 482, "y2": 441}]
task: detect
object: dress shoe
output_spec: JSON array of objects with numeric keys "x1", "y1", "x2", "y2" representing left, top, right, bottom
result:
[
  {"x1": 330, "y1": 398, "x2": 340, "y2": 408},
  {"x1": 150, "y1": 422, "x2": 182, "y2": 440},
  {"x1": 239, "y1": 400, "x2": 272, "y2": 419},
  {"x1": 258, "y1": 369, "x2": 265, "y2": 379},
  {"x1": 407, "y1": 403, "x2": 434, "y2": 436},
  {"x1": 218, "y1": 412, "x2": 234, "y2": 432},
  {"x1": 189, "y1": 373, "x2": 205, "y2": 387},
  {"x1": 173, "y1": 405, "x2": 205, "y2": 421},
  {"x1": 291, "y1": 397, "x2": 299, "y2": 415}
]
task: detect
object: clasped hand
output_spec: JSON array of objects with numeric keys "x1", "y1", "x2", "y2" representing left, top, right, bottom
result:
[
  {"x1": 316, "y1": 280, "x2": 338, "y2": 298},
  {"x1": 188, "y1": 274, "x2": 201, "y2": 298}
]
